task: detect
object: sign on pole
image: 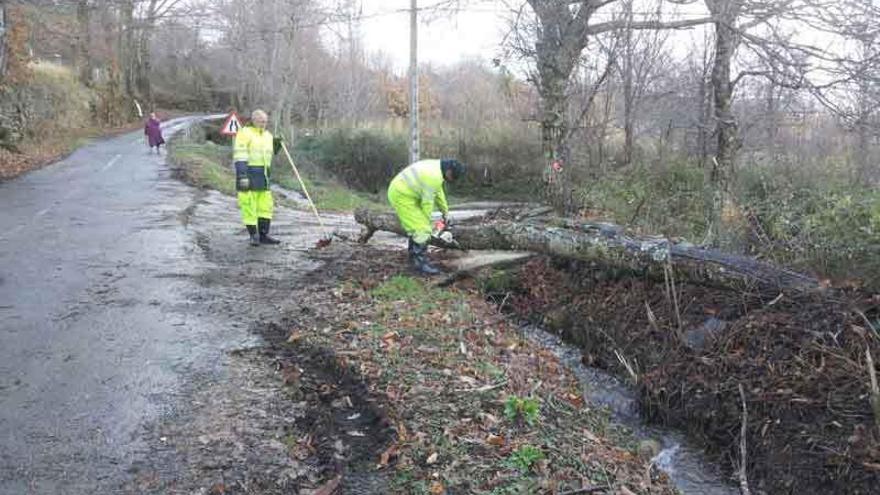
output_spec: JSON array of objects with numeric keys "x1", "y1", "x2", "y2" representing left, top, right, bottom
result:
[{"x1": 220, "y1": 112, "x2": 241, "y2": 136}]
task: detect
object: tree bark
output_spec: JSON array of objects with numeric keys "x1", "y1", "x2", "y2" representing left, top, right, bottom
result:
[
  {"x1": 0, "y1": 2, "x2": 7, "y2": 79},
  {"x1": 75, "y1": 0, "x2": 92, "y2": 86},
  {"x1": 354, "y1": 208, "x2": 820, "y2": 294},
  {"x1": 705, "y1": 0, "x2": 743, "y2": 243},
  {"x1": 528, "y1": 0, "x2": 598, "y2": 212},
  {"x1": 622, "y1": 0, "x2": 635, "y2": 166}
]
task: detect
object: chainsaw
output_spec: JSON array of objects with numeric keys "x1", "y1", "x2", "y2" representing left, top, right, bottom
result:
[{"x1": 432, "y1": 218, "x2": 464, "y2": 250}]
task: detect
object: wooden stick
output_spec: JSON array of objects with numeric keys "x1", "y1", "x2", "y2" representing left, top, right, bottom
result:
[
  {"x1": 866, "y1": 347, "x2": 880, "y2": 435},
  {"x1": 279, "y1": 142, "x2": 328, "y2": 235},
  {"x1": 738, "y1": 383, "x2": 752, "y2": 495}
]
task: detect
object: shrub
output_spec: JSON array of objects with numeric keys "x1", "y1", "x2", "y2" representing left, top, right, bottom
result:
[
  {"x1": 295, "y1": 123, "x2": 543, "y2": 199},
  {"x1": 295, "y1": 128, "x2": 408, "y2": 193},
  {"x1": 503, "y1": 396, "x2": 541, "y2": 426},
  {"x1": 505, "y1": 445, "x2": 545, "y2": 473}
]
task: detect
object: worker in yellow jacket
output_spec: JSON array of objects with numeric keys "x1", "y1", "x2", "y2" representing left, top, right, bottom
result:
[
  {"x1": 233, "y1": 109, "x2": 283, "y2": 246},
  {"x1": 387, "y1": 159, "x2": 465, "y2": 274}
]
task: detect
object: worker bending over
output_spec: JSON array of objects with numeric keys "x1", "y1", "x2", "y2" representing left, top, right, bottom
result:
[
  {"x1": 387, "y1": 158, "x2": 465, "y2": 274},
  {"x1": 234, "y1": 109, "x2": 283, "y2": 246}
]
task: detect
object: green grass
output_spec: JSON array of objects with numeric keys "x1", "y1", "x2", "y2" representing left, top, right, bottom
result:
[
  {"x1": 370, "y1": 276, "x2": 460, "y2": 310},
  {"x1": 169, "y1": 141, "x2": 236, "y2": 195},
  {"x1": 506, "y1": 444, "x2": 545, "y2": 473},
  {"x1": 273, "y1": 169, "x2": 384, "y2": 212},
  {"x1": 169, "y1": 136, "x2": 383, "y2": 212},
  {"x1": 370, "y1": 275, "x2": 427, "y2": 302}
]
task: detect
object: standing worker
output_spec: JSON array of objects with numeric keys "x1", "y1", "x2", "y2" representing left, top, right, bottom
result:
[
  {"x1": 387, "y1": 158, "x2": 465, "y2": 274},
  {"x1": 233, "y1": 109, "x2": 283, "y2": 246}
]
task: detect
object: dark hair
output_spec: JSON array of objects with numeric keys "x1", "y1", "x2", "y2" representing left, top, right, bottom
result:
[{"x1": 441, "y1": 159, "x2": 465, "y2": 180}]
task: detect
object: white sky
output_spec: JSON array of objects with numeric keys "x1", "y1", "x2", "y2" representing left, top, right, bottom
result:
[
  {"x1": 356, "y1": 0, "x2": 510, "y2": 71},
  {"x1": 345, "y1": 1, "x2": 847, "y2": 85}
]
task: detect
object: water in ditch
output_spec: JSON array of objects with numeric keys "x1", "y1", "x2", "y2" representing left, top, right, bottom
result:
[{"x1": 520, "y1": 325, "x2": 739, "y2": 495}]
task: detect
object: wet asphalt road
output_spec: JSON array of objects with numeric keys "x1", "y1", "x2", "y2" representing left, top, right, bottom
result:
[{"x1": 0, "y1": 117, "x2": 252, "y2": 494}]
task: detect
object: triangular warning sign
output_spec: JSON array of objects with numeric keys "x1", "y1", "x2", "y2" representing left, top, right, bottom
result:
[{"x1": 220, "y1": 112, "x2": 241, "y2": 136}]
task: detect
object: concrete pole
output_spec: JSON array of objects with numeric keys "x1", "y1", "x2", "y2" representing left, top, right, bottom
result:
[{"x1": 409, "y1": 0, "x2": 420, "y2": 164}]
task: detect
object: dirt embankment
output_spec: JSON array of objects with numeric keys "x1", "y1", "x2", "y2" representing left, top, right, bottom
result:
[
  {"x1": 494, "y1": 256, "x2": 880, "y2": 494},
  {"x1": 266, "y1": 246, "x2": 677, "y2": 494}
]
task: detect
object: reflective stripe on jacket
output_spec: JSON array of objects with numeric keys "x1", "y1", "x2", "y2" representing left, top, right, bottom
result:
[
  {"x1": 388, "y1": 159, "x2": 449, "y2": 218},
  {"x1": 233, "y1": 125, "x2": 274, "y2": 167}
]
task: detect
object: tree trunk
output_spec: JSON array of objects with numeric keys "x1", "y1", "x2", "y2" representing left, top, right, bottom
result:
[
  {"x1": 354, "y1": 208, "x2": 820, "y2": 294},
  {"x1": 75, "y1": 0, "x2": 92, "y2": 86},
  {"x1": 0, "y1": 2, "x2": 7, "y2": 79},
  {"x1": 622, "y1": 0, "x2": 635, "y2": 166},
  {"x1": 137, "y1": 28, "x2": 152, "y2": 107},
  {"x1": 705, "y1": 0, "x2": 743, "y2": 243},
  {"x1": 119, "y1": 0, "x2": 136, "y2": 100},
  {"x1": 528, "y1": 0, "x2": 597, "y2": 212}
]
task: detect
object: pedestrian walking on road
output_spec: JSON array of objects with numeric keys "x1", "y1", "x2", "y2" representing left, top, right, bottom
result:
[
  {"x1": 144, "y1": 112, "x2": 165, "y2": 154},
  {"x1": 234, "y1": 109, "x2": 283, "y2": 246},
  {"x1": 387, "y1": 158, "x2": 465, "y2": 274}
]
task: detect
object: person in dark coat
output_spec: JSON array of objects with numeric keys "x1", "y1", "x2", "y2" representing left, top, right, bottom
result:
[{"x1": 144, "y1": 112, "x2": 165, "y2": 154}]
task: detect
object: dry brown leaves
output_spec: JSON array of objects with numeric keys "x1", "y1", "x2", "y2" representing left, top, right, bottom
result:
[{"x1": 289, "y1": 253, "x2": 674, "y2": 494}]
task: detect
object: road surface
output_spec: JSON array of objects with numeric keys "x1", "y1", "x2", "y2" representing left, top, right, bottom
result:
[{"x1": 0, "y1": 118, "x2": 369, "y2": 493}]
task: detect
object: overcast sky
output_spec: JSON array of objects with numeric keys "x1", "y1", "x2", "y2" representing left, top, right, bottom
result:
[
  {"x1": 350, "y1": 0, "x2": 716, "y2": 72},
  {"x1": 355, "y1": 0, "x2": 510, "y2": 71}
]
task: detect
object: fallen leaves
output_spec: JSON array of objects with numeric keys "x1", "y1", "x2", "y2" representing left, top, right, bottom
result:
[
  {"x1": 486, "y1": 434, "x2": 505, "y2": 447},
  {"x1": 377, "y1": 444, "x2": 399, "y2": 469},
  {"x1": 287, "y1": 254, "x2": 676, "y2": 494}
]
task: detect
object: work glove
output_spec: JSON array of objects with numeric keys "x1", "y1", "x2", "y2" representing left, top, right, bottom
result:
[
  {"x1": 273, "y1": 136, "x2": 284, "y2": 155},
  {"x1": 234, "y1": 161, "x2": 250, "y2": 191}
]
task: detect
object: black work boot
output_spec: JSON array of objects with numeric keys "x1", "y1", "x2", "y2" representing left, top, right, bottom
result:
[
  {"x1": 246, "y1": 225, "x2": 260, "y2": 246},
  {"x1": 258, "y1": 218, "x2": 281, "y2": 245},
  {"x1": 411, "y1": 242, "x2": 441, "y2": 275}
]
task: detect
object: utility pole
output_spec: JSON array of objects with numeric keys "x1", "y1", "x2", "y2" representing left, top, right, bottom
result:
[{"x1": 409, "y1": 0, "x2": 420, "y2": 164}]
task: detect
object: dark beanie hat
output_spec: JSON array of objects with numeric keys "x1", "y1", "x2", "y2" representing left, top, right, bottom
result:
[{"x1": 441, "y1": 159, "x2": 465, "y2": 180}]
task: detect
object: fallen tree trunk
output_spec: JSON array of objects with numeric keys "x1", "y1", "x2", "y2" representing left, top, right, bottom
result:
[{"x1": 354, "y1": 208, "x2": 820, "y2": 294}]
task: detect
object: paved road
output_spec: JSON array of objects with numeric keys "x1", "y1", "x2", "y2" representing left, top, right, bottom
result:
[{"x1": 0, "y1": 117, "x2": 265, "y2": 494}]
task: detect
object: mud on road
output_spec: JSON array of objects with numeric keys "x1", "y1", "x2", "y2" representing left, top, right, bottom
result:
[{"x1": 122, "y1": 184, "x2": 399, "y2": 494}]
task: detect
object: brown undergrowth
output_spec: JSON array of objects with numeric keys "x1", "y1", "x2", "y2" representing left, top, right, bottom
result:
[
  {"x1": 285, "y1": 246, "x2": 676, "y2": 494},
  {"x1": 499, "y1": 256, "x2": 880, "y2": 494}
]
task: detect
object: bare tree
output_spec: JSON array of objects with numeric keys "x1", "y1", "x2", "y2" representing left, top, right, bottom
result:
[
  {"x1": 617, "y1": 0, "x2": 671, "y2": 165},
  {"x1": 0, "y1": 1, "x2": 8, "y2": 78},
  {"x1": 503, "y1": 0, "x2": 710, "y2": 210}
]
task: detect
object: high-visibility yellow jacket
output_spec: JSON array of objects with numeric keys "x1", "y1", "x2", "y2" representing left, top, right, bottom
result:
[
  {"x1": 388, "y1": 159, "x2": 449, "y2": 218},
  {"x1": 233, "y1": 125, "x2": 274, "y2": 167}
]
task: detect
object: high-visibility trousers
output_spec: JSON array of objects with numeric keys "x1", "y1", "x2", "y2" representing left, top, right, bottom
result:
[
  {"x1": 388, "y1": 188, "x2": 431, "y2": 244},
  {"x1": 238, "y1": 190, "x2": 273, "y2": 226}
]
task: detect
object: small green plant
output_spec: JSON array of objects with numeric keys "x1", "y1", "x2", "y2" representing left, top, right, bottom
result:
[
  {"x1": 504, "y1": 396, "x2": 540, "y2": 426},
  {"x1": 371, "y1": 275, "x2": 425, "y2": 301},
  {"x1": 506, "y1": 444, "x2": 545, "y2": 473}
]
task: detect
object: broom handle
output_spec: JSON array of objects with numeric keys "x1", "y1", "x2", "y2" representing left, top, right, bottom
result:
[{"x1": 279, "y1": 142, "x2": 328, "y2": 232}]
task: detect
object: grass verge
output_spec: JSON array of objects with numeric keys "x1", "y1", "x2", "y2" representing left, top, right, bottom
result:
[
  {"x1": 287, "y1": 247, "x2": 675, "y2": 494},
  {"x1": 169, "y1": 136, "x2": 384, "y2": 212}
]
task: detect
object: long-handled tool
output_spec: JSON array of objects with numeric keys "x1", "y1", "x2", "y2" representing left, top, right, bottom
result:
[{"x1": 279, "y1": 141, "x2": 333, "y2": 248}]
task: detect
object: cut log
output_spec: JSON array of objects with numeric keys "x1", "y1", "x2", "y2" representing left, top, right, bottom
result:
[{"x1": 354, "y1": 208, "x2": 820, "y2": 293}]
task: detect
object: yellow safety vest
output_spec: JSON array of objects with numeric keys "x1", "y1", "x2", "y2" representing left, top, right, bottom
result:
[
  {"x1": 233, "y1": 126, "x2": 273, "y2": 167},
  {"x1": 388, "y1": 159, "x2": 449, "y2": 216}
]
